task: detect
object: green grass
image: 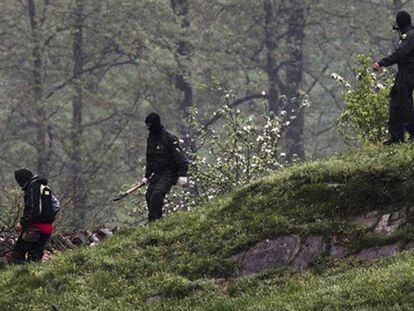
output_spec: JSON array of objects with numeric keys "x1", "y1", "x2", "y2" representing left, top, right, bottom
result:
[{"x1": 2, "y1": 143, "x2": 414, "y2": 310}]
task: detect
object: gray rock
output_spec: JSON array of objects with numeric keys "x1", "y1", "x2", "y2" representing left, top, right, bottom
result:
[
  {"x1": 330, "y1": 235, "x2": 349, "y2": 259},
  {"x1": 90, "y1": 233, "x2": 100, "y2": 243},
  {"x1": 330, "y1": 245, "x2": 348, "y2": 259},
  {"x1": 293, "y1": 236, "x2": 326, "y2": 270},
  {"x1": 374, "y1": 213, "x2": 391, "y2": 235},
  {"x1": 241, "y1": 235, "x2": 300, "y2": 275},
  {"x1": 355, "y1": 244, "x2": 399, "y2": 261},
  {"x1": 374, "y1": 209, "x2": 406, "y2": 236},
  {"x1": 351, "y1": 211, "x2": 380, "y2": 229}
]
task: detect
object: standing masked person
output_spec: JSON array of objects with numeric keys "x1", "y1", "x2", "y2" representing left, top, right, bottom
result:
[
  {"x1": 11, "y1": 168, "x2": 59, "y2": 264},
  {"x1": 373, "y1": 11, "x2": 414, "y2": 144},
  {"x1": 141, "y1": 113, "x2": 189, "y2": 222}
]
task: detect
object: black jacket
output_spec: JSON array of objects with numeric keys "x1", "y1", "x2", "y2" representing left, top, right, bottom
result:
[
  {"x1": 20, "y1": 176, "x2": 49, "y2": 228},
  {"x1": 145, "y1": 128, "x2": 189, "y2": 178},
  {"x1": 379, "y1": 26, "x2": 414, "y2": 71}
]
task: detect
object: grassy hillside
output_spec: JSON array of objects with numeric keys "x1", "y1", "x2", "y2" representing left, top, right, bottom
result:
[{"x1": 2, "y1": 143, "x2": 414, "y2": 310}]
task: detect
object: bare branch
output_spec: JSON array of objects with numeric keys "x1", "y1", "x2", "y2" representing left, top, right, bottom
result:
[{"x1": 203, "y1": 93, "x2": 269, "y2": 128}]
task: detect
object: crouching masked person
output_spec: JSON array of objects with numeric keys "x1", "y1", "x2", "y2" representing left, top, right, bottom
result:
[{"x1": 10, "y1": 168, "x2": 60, "y2": 264}]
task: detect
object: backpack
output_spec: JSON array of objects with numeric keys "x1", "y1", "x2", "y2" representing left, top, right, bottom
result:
[{"x1": 38, "y1": 185, "x2": 60, "y2": 223}]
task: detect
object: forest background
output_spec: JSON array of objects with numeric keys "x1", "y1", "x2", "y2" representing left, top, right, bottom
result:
[{"x1": 0, "y1": 0, "x2": 410, "y2": 230}]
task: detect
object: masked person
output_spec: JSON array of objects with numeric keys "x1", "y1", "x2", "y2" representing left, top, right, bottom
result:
[
  {"x1": 373, "y1": 11, "x2": 414, "y2": 144},
  {"x1": 11, "y1": 168, "x2": 59, "y2": 264},
  {"x1": 141, "y1": 113, "x2": 189, "y2": 222}
]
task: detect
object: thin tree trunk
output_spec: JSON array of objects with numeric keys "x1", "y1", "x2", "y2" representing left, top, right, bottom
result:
[
  {"x1": 284, "y1": 0, "x2": 306, "y2": 160},
  {"x1": 170, "y1": 0, "x2": 194, "y2": 150},
  {"x1": 27, "y1": 0, "x2": 51, "y2": 175},
  {"x1": 263, "y1": 0, "x2": 280, "y2": 114},
  {"x1": 71, "y1": 0, "x2": 86, "y2": 228}
]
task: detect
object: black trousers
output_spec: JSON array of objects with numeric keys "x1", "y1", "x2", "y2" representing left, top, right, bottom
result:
[
  {"x1": 12, "y1": 230, "x2": 50, "y2": 264},
  {"x1": 389, "y1": 71, "x2": 414, "y2": 141},
  {"x1": 145, "y1": 173, "x2": 177, "y2": 222}
]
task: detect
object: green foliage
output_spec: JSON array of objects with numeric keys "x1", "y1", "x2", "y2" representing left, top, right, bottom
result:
[
  {"x1": 0, "y1": 186, "x2": 22, "y2": 231},
  {"x1": 335, "y1": 55, "x2": 393, "y2": 145}
]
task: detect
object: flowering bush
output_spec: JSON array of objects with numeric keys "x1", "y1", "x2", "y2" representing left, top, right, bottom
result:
[
  {"x1": 333, "y1": 55, "x2": 393, "y2": 145},
  {"x1": 164, "y1": 92, "x2": 310, "y2": 213}
]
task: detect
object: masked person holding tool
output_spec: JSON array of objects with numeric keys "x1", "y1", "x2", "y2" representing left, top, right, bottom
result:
[
  {"x1": 373, "y1": 10, "x2": 414, "y2": 145},
  {"x1": 141, "y1": 113, "x2": 189, "y2": 222}
]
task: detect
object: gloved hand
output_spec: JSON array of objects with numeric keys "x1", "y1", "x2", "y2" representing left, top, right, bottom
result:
[
  {"x1": 177, "y1": 176, "x2": 188, "y2": 186},
  {"x1": 141, "y1": 177, "x2": 149, "y2": 185}
]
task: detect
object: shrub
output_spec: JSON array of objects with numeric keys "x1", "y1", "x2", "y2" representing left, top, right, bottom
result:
[
  {"x1": 165, "y1": 92, "x2": 310, "y2": 213},
  {"x1": 334, "y1": 55, "x2": 393, "y2": 145}
]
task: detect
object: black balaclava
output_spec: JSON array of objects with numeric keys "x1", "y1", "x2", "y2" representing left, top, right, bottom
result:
[
  {"x1": 145, "y1": 112, "x2": 163, "y2": 134},
  {"x1": 14, "y1": 168, "x2": 34, "y2": 188},
  {"x1": 396, "y1": 11, "x2": 412, "y2": 31}
]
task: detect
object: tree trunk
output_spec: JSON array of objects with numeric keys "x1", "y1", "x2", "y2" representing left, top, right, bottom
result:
[
  {"x1": 394, "y1": 0, "x2": 403, "y2": 13},
  {"x1": 170, "y1": 0, "x2": 194, "y2": 149},
  {"x1": 27, "y1": 0, "x2": 51, "y2": 175},
  {"x1": 263, "y1": 0, "x2": 280, "y2": 114},
  {"x1": 71, "y1": 0, "x2": 86, "y2": 228},
  {"x1": 283, "y1": 0, "x2": 306, "y2": 160}
]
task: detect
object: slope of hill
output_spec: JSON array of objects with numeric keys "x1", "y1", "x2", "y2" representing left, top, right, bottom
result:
[{"x1": 2, "y1": 143, "x2": 414, "y2": 310}]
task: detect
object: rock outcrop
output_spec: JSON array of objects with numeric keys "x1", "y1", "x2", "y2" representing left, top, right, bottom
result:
[
  {"x1": 241, "y1": 235, "x2": 300, "y2": 275},
  {"x1": 233, "y1": 207, "x2": 414, "y2": 276}
]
